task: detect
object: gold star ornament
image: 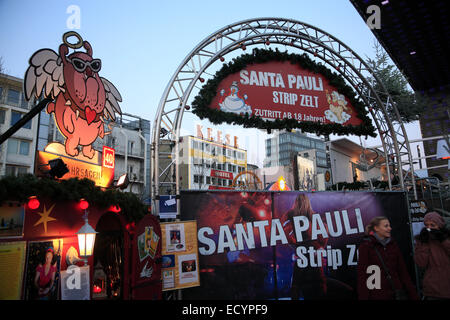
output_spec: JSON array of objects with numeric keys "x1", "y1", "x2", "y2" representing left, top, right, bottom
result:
[{"x1": 33, "y1": 204, "x2": 57, "y2": 234}]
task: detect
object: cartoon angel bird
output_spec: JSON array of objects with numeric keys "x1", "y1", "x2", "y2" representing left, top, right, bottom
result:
[{"x1": 24, "y1": 31, "x2": 122, "y2": 159}]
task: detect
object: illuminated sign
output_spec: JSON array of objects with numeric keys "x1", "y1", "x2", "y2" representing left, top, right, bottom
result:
[
  {"x1": 196, "y1": 125, "x2": 239, "y2": 148},
  {"x1": 102, "y1": 146, "x2": 115, "y2": 169},
  {"x1": 25, "y1": 31, "x2": 121, "y2": 188},
  {"x1": 210, "y1": 170, "x2": 233, "y2": 180},
  {"x1": 192, "y1": 49, "x2": 375, "y2": 137},
  {"x1": 210, "y1": 61, "x2": 361, "y2": 125},
  {"x1": 35, "y1": 144, "x2": 114, "y2": 188}
]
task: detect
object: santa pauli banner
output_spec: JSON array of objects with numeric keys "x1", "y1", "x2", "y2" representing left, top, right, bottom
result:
[
  {"x1": 180, "y1": 191, "x2": 415, "y2": 300},
  {"x1": 213, "y1": 61, "x2": 362, "y2": 126},
  {"x1": 192, "y1": 49, "x2": 376, "y2": 137}
]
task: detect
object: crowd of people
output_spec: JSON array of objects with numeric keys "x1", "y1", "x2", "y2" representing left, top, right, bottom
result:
[
  {"x1": 357, "y1": 212, "x2": 450, "y2": 300},
  {"x1": 282, "y1": 194, "x2": 449, "y2": 300}
]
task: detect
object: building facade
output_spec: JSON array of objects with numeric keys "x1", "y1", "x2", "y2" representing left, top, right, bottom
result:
[
  {"x1": 177, "y1": 135, "x2": 247, "y2": 190},
  {"x1": 418, "y1": 88, "x2": 449, "y2": 183},
  {"x1": 264, "y1": 130, "x2": 328, "y2": 169},
  {"x1": 0, "y1": 74, "x2": 38, "y2": 177},
  {"x1": 328, "y1": 138, "x2": 387, "y2": 185}
]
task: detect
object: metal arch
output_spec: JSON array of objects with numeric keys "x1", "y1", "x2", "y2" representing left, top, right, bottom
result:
[{"x1": 151, "y1": 18, "x2": 417, "y2": 211}]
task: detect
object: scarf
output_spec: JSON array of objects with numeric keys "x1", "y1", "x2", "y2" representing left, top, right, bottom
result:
[{"x1": 373, "y1": 233, "x2": 391, "y2": 247}]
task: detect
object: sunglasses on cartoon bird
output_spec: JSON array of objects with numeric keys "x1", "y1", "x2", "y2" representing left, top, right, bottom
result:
[{"x1": 67, "y1": 57, "x2": 102, "y2": 73}]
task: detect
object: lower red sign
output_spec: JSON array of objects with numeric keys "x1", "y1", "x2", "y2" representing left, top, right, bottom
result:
[{"x1": 210, "y1": 169, "x2": 233, "y2": 180}]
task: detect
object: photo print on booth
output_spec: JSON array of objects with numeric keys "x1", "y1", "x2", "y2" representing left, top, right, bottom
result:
[{"x1": 24, "y1": 239, "x2": 62, "y2": 300}]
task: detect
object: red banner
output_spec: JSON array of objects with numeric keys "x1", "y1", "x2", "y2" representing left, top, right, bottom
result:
[
  {"x1": 209, "y1": 61, "x2": 362, "y2": 126},
  {"x1": 207, "y1": 185, "x2": 234, "y2": 190},
  {"x1": 210, "y1": 169, "x2": 233, "y2": 180}
]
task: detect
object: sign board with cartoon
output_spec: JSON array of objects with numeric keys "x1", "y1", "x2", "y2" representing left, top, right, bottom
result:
[
  {"x1": 193, "y1": 49, "x2": 375, "y2": 137},
  {"x1": 26, "y1": 31, "x2": 122, "y2": 187},
  {"x1": 215, "y1": 61, "x2": 361, "y2": 126}
]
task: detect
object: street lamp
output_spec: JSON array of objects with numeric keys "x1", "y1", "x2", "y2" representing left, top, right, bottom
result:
[{"x1": 76, "y1": 204, "x2": 98, "y2": 266}]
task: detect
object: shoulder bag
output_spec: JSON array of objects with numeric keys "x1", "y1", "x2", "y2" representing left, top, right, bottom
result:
[{"x1": 372, "y1": 244, "x2": 408, "y2": 300}]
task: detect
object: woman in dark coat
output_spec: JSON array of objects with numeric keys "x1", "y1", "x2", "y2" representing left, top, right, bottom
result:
[
  {"x1": 357, "y1": 216, "x2": 419, "y2": 300},
  {"x1": 414, "y1": 211, "x2": 450, "y2": 300}
]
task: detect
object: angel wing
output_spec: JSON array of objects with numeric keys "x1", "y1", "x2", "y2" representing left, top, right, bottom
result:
[
  {"x1": 24, "y1": 48, "x2": 65, "y2": 101},
  {"x1": 101, "y1": 77, "x2": 122, "y2": 121}
]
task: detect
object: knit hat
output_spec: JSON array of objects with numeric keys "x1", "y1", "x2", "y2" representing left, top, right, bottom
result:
[{"x1": 424, "y1": 211, "x2": 445, "y2": 229}]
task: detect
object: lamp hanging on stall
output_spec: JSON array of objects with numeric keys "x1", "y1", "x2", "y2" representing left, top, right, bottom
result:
[
  {"x1": 27, "y1": 196, "x2": 40, "y2": 210},
  {"x1": 76, "y1": 207, "x2": 98, "y2": 266},
  {"x1": 78, "y1": 198, "x2": 89, "y2": 210}
]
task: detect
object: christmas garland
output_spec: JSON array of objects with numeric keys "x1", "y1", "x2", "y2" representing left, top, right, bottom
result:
[
  {"x1": 0, "y1": 174, "x2": 147, "y2": 222},
  {"x1": 192, "y1": 48, "x2": 376, "y2": 137}
]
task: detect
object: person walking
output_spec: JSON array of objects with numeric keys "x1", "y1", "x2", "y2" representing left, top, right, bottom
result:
[
  {"x1": 357, "y1": 216, "x2": 419, "y2": 300},
  {"x1": 414, "y1": 211, "x2": 450, "y2": 300}
]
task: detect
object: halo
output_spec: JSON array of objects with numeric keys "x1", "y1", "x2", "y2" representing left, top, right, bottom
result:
[{"x1": 62, "y1": 31, "x2": 83, "y2": 49}]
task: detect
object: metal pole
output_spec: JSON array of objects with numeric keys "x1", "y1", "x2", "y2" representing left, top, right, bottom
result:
[
  {"x1": 0, "y1": 97, "x2": 52, "y2": 145},
  {"x1": 417, "y1": 145, "x2": 422, "y2": 169}
]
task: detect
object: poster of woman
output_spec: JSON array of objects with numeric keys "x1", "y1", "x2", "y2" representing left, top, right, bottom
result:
[{"x1": 24, "y1": 240, "x2": 62, "y2": 300}]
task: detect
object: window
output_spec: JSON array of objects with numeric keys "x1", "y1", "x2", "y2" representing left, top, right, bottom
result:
[
  {"x1": 38, "y1": 123, "x2": 49, "y2": 140},
  {"x1": 5, "y1": 165, "x2": 28, "y2": 177},
  {"x1": 107, "y1": 136, "x2": 116, "y2": 148},
  {"x1": 7, "y1": 138, "x2": 30, "y2": 156},
  {"x1": 10, "y1": 111, "x2": 31, "y2": 129},
  {"x1": 193, "y1": 175, "x2": 204, "y2": 184},
  {"x1": 7, "y1": 139, "x2": 18, "y2": 154},
  {"x1": 5, "y1": 165, "x2": 15, "y2": 176},
  {"x1": 7, "y1": 89, "x2": 20, "y2": 105},
  {"x1": 20, "y1": 93, "x2": 28, "y2": 109},
  {"x1": 0, "y1": 109, "x2": 5, "y2": 124},
  {"x1": 19, "y1": 141, "x2": 30, "y2": 155},
  {"x1": 128, "y1": 141, "x2": 134, "y2": 154},
  {"x1": 38, "y1": 138, "x2": 47, "y2": 151},
  {"x1": 206, "y1": 176, "x2": 211, "y2": 184}
]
